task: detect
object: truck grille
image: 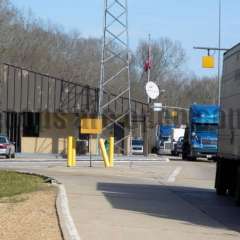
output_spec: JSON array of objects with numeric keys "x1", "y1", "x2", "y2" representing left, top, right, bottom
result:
[
  {"x1": 164, "y1": 142, "x2": 171, "y2": 150},
  {"x1": 133, "y1": 147, "x2": 143, "y2": 150},
  {"x1": 202, "y1": 139, "x2": 217, "y2": 145}
]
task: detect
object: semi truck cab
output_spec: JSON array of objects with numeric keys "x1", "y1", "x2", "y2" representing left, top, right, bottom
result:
[
  {"x1": 156, "y1": 124, "x2": 175, "y2": 154},
  {"x1": 182, "y1": 104, "x2": 219, "y2": 160}
]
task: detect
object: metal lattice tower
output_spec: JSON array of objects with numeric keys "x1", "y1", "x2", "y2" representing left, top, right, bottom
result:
[{"x1": 99, "y1": 0, "x2": 132, "y2": 154}]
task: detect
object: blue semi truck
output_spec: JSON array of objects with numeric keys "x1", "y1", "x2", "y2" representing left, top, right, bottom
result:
[
  {"x1": 156, "y1": 124, "x2": 175, "y2": 154},
  {"x1": 182, "y1": 104, "x2": 219, "y2": 160}
]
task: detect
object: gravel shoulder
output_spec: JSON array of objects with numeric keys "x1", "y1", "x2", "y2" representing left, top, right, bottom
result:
[{"x1": 0, "y1": 188, "x2": 63, "y2": 240}]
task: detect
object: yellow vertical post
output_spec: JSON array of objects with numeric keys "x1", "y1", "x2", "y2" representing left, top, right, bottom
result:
[
  {"x1": 72, "y1": 137, "x2": 76, "y2": 166},
  {"x1": 109, "y1": 136, "x2": 114, "y2": 167},
  {"x1": 67, "y1": 136, "x2": 73, "y2": 167},
  {"x1": 99, "y1": 138, "x2": 110, "y2": 168}
]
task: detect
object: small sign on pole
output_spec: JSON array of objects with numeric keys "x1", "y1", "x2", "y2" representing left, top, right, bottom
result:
[
  {"x1": 80, "y1": 118, "x2": 102, "y2": 167},
  {"x1": 80, "y1": 118, "x2": 102, "y2": 134},
  {"x1": 153, "y1": 102, "x2": 163, "y2": 112},
  {"x1": 145, "y1": 82, "x2": 160, "y2": 100}
]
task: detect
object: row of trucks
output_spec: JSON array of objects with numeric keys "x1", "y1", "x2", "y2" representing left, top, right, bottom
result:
[
  {"x1": 156, "y1": 104, "x2": 219, "y2": 160},
  {"x1": 156, "y1": 43, "x2": 240, "y2": 204}
]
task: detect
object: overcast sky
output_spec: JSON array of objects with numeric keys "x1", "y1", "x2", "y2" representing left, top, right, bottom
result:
[{"x1": 11, "y1": 0, "x2": 240, "y2": 77}]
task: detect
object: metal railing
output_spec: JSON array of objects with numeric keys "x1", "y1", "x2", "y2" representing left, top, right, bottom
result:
[{"x1": 0, "y1": 63, "x2": 147, "y2": 116}]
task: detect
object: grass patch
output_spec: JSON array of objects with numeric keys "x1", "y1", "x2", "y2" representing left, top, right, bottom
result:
[{"x1": 0, "y1": 171, "x2": 45, "y2": 199}]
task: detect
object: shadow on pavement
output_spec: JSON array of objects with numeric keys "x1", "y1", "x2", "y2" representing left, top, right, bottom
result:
[{"x1": 97, "y1": 182, "x2": 240, "y2": 233}]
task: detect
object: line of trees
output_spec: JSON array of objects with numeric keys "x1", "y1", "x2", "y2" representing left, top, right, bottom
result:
[{"x1": 0, "y1": 0, "x2": 218, "y2": 107}]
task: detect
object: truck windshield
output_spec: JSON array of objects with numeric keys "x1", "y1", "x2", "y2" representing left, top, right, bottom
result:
[
  {"x1": 193, "y1": 124, "x2": 218, "y2": 132},
  {"x1": 132, "y1": 140, "x2": 143, "y2": 146}
]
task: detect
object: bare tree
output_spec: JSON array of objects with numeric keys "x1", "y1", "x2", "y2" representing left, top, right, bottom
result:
[
  {"x1": 0, "y1": 1, "x2": 218, "y2": 107},
  {"x1": 136, "y1": 37, "x2": 186, "y2": 85}
]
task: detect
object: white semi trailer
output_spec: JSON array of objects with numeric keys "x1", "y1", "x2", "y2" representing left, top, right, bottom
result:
[
  {"x1": 215, "y1": 43, "x2": 240, "y2": 204},
  {"x1": 171, "y1": 128, "x2": 185, "y2": 156}
]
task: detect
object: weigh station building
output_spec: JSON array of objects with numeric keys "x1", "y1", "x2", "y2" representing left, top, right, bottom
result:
[{"x1": 0, "y1": 63, "x2": 152, "y2": 155}]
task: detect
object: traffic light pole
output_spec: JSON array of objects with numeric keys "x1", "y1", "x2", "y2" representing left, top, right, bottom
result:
[{"x1": 193, "y1": 46, "x2": 229, "y2": 106}]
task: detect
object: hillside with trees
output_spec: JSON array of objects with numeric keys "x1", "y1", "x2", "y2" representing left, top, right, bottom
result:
[{"x1": 0, "y1": 0, "x2": 218, "y2": 107}]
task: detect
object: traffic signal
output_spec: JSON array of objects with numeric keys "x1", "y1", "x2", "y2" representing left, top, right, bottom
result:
[
  {"x1": 202, "y1": 55, "x2": 215, "y2": 68},
  {"x1": 171, "y1": 111, "x2": 178, "y2": 118}
]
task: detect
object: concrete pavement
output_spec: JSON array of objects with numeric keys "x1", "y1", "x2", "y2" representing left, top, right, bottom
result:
[{"x1": 0, "y1": 158, "x2": 240, "y2": 239}]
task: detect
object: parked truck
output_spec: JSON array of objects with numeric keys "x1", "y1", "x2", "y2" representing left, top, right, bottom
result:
[
  {"x1": 182, "y1": 104, "x2": 219, "y2": 161},
  {"x1": 156, "y1": 124, "x2": 175, "y2": 154},
  {"x1": 215, "y1": 43, "x2": 240, "y2": 204},
  {"x1": 171, "y1": 128, "x2": 185, "y2": 156}
]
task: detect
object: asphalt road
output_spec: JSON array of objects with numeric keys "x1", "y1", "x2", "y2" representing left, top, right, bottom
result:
[{"x1": 0, "y1": 156, "x2": 240, "y2": 239}]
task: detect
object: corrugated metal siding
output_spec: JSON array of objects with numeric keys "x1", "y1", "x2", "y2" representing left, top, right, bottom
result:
[{"x1": 219, "y1": 44, "x2": 240, "y2": 159}]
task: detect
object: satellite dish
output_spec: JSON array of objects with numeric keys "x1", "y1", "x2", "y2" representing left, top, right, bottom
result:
[{"x1": 145, "y1": 81, "x2": 160, "y2": 100}]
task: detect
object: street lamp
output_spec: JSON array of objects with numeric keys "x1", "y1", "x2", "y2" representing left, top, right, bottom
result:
[
  {"x1": 193, "y1": 0, "x2": 226, "y2": 106},
  {"x1": 218, "y1": 0, "x2": 222, "y2": 106}
]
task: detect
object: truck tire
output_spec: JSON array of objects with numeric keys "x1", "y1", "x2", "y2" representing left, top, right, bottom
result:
[
  {"x1": 182, "y1": 151, "x2": 188, "y2": 160},
  {"x1": 235, "y1": 167, "x2": 240, "y2": 206},
  {"x1": 190, "y1": 156, "x2": 197, "y2": 161},
  {"x1": 228, "y1": 163, "x2": 237, "y2": 197},
  {"x1": 188, "y1": 150, "x2": 197, "y2": 161},
  {"x1": 215, "y1": 159, "x2": 227, "y2": 196}
]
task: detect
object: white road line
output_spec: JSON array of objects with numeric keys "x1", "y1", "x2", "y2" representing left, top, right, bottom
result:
[{"x1": 167, "y1": 167, "x2": 182, "y2": 183}]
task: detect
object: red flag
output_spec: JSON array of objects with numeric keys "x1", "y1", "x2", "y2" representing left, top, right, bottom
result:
[
  {"x1": 144, "y1": 59, "x2": 152, "y2": 72},
  {"x1": 144, "y1": 46, "x2": 152, "y2": 72}
]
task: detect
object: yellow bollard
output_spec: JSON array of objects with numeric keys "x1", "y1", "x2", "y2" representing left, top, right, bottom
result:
[
  {"x1": 109, "y1": 136, "x2": 114, "y2": 167},
  {"x1": 67, "y1": 136, "x2": 73, "y2": 167},
  {"x1": 99, "y1": 138, "x2": 110, "y2": 168},
  {"x1": 72, "y1": 137, "x2": 76, "y2": 166}
]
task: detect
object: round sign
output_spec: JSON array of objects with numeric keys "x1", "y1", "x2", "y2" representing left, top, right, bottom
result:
[{"x1": 145, "y1": 81, "x2": 160, "y2": 100}]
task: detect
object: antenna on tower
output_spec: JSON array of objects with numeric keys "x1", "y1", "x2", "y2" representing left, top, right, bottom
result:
[{"x1": 98, "y1": 0, "x2": 132, "y2": 154}]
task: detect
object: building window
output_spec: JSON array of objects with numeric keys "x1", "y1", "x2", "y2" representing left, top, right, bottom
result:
[{"x1": 23, "y1": 113, "x2": 40, "y2": 137}]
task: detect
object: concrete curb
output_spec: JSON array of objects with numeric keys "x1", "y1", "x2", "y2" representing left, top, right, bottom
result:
[{"x1": 55, "y1": 183, "x2": 81, "y2": 240}]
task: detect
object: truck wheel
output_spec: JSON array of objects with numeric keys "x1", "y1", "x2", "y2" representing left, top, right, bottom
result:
[
  {"x1": 189, "y1": 156, "x2": 197, "y2": 161},
  {"x1": 235, "y1": 167, "x2": 240, "y2": 206},
  {"x1": 182, "y1": 152, "x2": 188, "y2": 160},
  {"x1": 215, "y1": 160, "x2": 227, "y2": 196}
]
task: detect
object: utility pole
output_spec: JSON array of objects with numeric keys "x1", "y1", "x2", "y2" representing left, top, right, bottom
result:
[
  {"x1": 193, "y1": 0, "x2": 225, "y2": 106},
  {"x1": 99, "y1": 0, "x2": 132, "y2": 155},
  {"x1": 218, "y1": 0, "x2": 222, "y2": 106},
  {"x1": 143, "y1": 34, "x2": 152, "y2": 156},
  {"x1": 147, "y1": 34, "x2": 151, "y2": 104}
]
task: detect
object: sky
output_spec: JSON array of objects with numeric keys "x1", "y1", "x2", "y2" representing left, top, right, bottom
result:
[{"x1": 10, "y1": 0, "x2": 240, "y2": 77}]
